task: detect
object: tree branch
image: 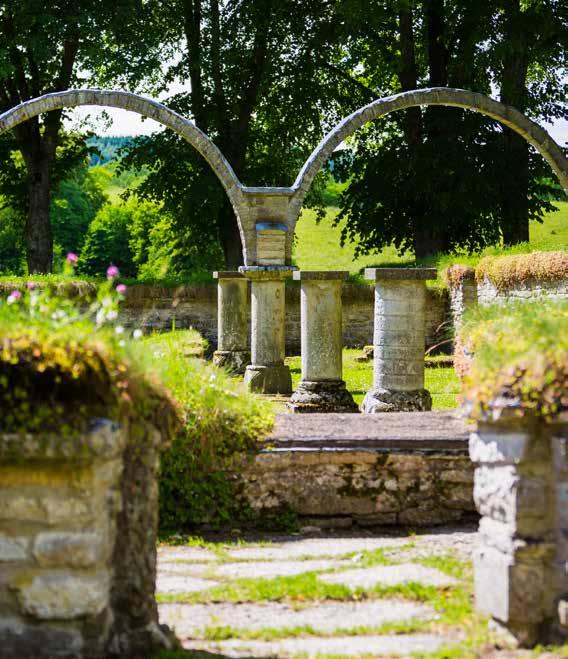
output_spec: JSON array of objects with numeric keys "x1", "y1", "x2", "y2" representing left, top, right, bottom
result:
[{"x1": 320, "y1": 61, "x2": 378, "y2": 101}]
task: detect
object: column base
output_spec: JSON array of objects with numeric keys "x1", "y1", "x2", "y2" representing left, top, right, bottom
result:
[
  {"x1": 287, "y1": 380, "x2": 359, "y2": 413},
  {"x1": 362, "y1": 388, "x2": 432, "y2": 413},
  {"x1": 213, "y1": 350, "x2": 250, "y2": 374},
  {"x1": 244, "y1": 364, "x2": 292, "y2": 395}
]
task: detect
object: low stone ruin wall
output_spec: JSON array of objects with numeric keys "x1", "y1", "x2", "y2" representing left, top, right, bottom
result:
[
  {"x1": 120, "y1": 282, "x2": 448, "y2": 352},
  {"x1": 447, "y1": 252, "x2": 568, "y2": 328},
  {"x1": 235, "y1": 412, "x2": 476, "y2": 528},
  {"x1": 477, "y1": 276, "x2": 568, "y2": 304},
  {"x1": 0, "y1": 420, "x2": 174, "y2": 658}
]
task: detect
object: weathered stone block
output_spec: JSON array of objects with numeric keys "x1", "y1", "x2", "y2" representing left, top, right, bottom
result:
[
  {"x1": 14, "y1": 572, "x2": 109, "y2": 620},
  {"x1": 33, "y1": 533, "x2": 102, "y2": 569},
  {"x1": 474, "y1": 545, "x2": 548, "y2": 624},
  {"x1": 0, "y1": 536, "x2": 28, "y2": 562}
]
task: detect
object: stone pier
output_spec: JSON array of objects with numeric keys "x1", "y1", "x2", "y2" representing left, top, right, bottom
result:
[
  {"x1": 288, "y1": 271, "x2": 358, "y2": 413},
  {"x1": 240, "y1": 266, "x2": 293, "y2": 394},
  {"x1": 212, "y1": 271, "x2": 250, "y2": 374},
  {"x1": 362, "y1": 268, "x2": 436, "y2": 413},
  {"x1": 470, "y1": 412, "x2": 568, "y2": 646}
]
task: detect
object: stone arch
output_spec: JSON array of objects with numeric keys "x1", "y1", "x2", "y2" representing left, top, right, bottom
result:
[
  {"x1": 0, "y1": 88, "x2": 254, "y2": 259},
  {"x1": 288, "y1": 87, "x2": 568, "y2": 230}
]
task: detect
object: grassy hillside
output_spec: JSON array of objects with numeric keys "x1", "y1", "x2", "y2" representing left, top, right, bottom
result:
[{"x1": 292, "y1": 201, "x2": 568, "y2": 282}]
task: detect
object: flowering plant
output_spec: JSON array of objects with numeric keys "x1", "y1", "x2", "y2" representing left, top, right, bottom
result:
[{"x1": 0, "y1": 254, "x2": 142, "y2": 344}]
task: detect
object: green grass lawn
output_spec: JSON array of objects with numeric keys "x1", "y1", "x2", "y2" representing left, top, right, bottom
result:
[
  {"x1": 292, "y1": 201, "x2": 568, "y2": 284},
  {"x1": 285, "y1": 348, "x2": 460, "y2": 411}
]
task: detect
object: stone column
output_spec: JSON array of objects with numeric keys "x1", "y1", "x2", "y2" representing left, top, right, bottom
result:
[
  {"x1": 288, "y1": 271, "x2": 358, "y2": 413},
  {"x1": 240, "y1": 266, "x2": 293, "y2": 394},
  {"x1": 362, "y1": 268, "x2": 437, "y2": 413},
  {"x1": 212, "y1": 271, "x2": 250, "y2": 374}
]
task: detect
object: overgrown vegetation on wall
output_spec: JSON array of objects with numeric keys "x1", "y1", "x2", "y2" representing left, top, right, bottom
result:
[
  {"x1": 475, "y1": 250, "x2": 568, "y2": 290},
  {"x1": 459, "y1": 300, "x2": 568, "y2": 421},
  {"x1": 144, "y1": 330, "x2": 274, "y2": 532},
  {"x1": 0, "y1": 289, "x2": 178, "y2": 442}
]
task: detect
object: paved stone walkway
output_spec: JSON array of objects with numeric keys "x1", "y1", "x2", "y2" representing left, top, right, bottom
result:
[{"x1": 157, "y1": 525, "x2": 478, "y2": 657}]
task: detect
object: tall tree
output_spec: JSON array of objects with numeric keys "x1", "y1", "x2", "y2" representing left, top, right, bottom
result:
[
  {"x1": 493, "y1": 0, "x2": 567, "y2": 245},
  {"x1": 0, "y1": 0, "x2": 165, "y2": 272},
  {"x1": 122, "y1": 0, "x2": 341, "y2": 270},
  {"x1": 329, "y1": 0, "x2": 565, "y2": 260}
]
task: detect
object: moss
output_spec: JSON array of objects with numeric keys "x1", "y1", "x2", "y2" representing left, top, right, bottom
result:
[
  {"x1": 476, "y1": 250, "x2": 568, "y2": 290},
  {"x1": 0, "y1": 315, "x2": 178, "y2": 443},
  {"x1": 459, "y1": 300, "x2": 568, "y2": 421}
]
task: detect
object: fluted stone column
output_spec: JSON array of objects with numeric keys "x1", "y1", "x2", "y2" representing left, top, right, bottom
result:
[
  {"x1": 288, "y1": 271, "x2": 358, "y2": 413},
  {"x1": 212, "y1": 271, "x2": 250, "y2": 374},
  {"x1": 362, "y1": 268, "x2": 437, "y2": 413},
  {"x1": 240, "y1": 266, "x2": 293, "y2": 394}
]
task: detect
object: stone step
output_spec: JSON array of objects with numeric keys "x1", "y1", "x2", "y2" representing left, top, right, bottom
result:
[{"x1": 264, "y1": 411, "x2": 469, "y2": 452}]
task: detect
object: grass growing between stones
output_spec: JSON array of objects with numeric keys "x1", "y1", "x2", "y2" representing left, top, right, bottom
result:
[
  {"x1": 284, "y1": 348, "x2": 460, "y2": 409},
  {"x1": 155, "y1": 543, "x2": 491, "y2": 655}
]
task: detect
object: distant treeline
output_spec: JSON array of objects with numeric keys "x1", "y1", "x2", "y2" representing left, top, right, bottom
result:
[{"x1": 88, "y1": 136, "x2": 134, "y2": 166}]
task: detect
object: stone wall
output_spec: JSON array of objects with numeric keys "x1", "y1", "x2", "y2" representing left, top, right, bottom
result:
[
  {"x1": 120, "y1": 282, "x2": 448, "y2": 353},
  {"x1": 470, "y1": 415, "x2": 568, "y2": 646},
  {"x1": 446, "y1": 257, "x2": 568, "y2": 329},
  {"x1": 0, "y1": 420, "x2": 175, "y2": 658},
  {"x1": 477, "y1": 276, "x2": 568, "y2": 304},
  {"x1": 238, "y1": 448, "x2": 475, "y2": 528},
  {"x1": 233, "y1": 412, "x2": 476, "y2": 528}
]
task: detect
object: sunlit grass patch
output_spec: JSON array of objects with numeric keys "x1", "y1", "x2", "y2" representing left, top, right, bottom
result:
[{"x1": 284, "y1": 349, "x2": 459, "y2": 410}]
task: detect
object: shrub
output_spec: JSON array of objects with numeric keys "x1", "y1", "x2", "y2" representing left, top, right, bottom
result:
[
  {"x1": 0, "y1": 282, "x2": 178, "y2": 441},
  {"x1": 79, "y1": 202, "x2": 138, "y2": 278},
  {"x1": 143, "y1": 330, "x2": 274, "y2": 532},
  {"x1": 459, "y1": 300, "x2": 568, "y2": 421},
  {"x1": 476, "y1": 250, "x2": 568, "y2": 290}
]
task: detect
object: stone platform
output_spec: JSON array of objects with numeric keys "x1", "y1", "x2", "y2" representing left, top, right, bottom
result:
[{"x1": 237, "y1": 411, "x2": 476, "y2": 527}]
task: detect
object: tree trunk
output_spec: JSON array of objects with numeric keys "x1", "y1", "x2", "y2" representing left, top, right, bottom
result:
[
  {"x1": 24, "y1": 154, "x2": 53, "y2": 274},
  {"x1": 499, "y1": 0, "x2": 529, "y2": 246},
  {"x1": 398, "y1": 6, "x2": 435, "y2": 259},
  {"x1": 218, "y1": 198, "x2": 244, "y2": 268}
]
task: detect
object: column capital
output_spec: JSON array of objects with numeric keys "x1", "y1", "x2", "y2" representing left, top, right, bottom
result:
[
  {"x1": 364, "y1": 267, "x2": 437, "y2": 281},
  {"x1": 239, "y1": 265, "x2": 296, "y2": 281},
  {"x1": 293, "y1": 270, "x2": 349, "y2": 281}
]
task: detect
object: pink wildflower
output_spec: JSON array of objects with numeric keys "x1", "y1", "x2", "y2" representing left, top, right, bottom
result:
[
  {"x1": 106, "y1": 265, "x2": 120, "y2": 280},
  {"x1": 7, "y1": 290, "x2": 22, "y2": 304},
  {"x1": 66, "y1": 252, "x2": 78, "y2": 264},
  {"x1": 116, "y1": 284, "x2": 127, "y2": 294},
  {"x1": 26, "y1": 282, "x2": 36, "y2": 290}
]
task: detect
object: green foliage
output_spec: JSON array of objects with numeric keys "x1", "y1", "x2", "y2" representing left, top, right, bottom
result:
[
  {"x1": 51, "y1": 164, "x2": 108, "y2": 257},
  {"x1": 88, "y1": 136, "x2": 134, "y2": 166},
  {"x1": 0, "y1": 206, "x2": 25, "y2": 275},
  {"x1": 144, "y1": 331, "x2": 274, "y2": 532},
  {"x1": 327, "y1": 0, "x2": 566, "y2": 257},
  {"x1": 0, "y1": 280, "x2": 177, "y2": 440},
  {"x1": 459, "y1": 300, "x2": 568, "y2": 420},
  {"x1": 293, "y1": 202, "x2": 568, "y2": 290},
  {"x1": 79, "y1": 201, "x2": 138, "y2": 278}
]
